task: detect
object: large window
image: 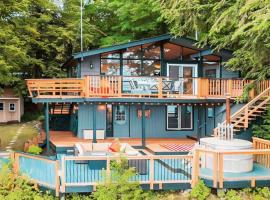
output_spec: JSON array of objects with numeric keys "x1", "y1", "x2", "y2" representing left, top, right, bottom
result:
[
  {"x1": 100, "y1": 43, "x2": 161, "y2": 77},
  {"x1": 167, "y1": 106, "x2": 193, "y2": 130},
  {"x1": 101, "y1": 52, "x2": 121, "y2": 75}
]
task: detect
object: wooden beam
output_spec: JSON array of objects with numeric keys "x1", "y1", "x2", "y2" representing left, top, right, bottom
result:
[
  {"x1": 226, "y1": 96, "x2": 231, "y2": 124},
  {"x1": 141, "y1": 104, "x2": 146, "y2": 148},
  {"x1": 93, "y1": 104, "x2": 97, "y2": 143},
  {"x1": 45, "y1": 102, "x2": 50, "y2": 153}
]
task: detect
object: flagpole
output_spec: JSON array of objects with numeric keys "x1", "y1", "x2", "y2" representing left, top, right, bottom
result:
[{"x1": 80, "y1": 0, "x2": 83, "y2": 60}]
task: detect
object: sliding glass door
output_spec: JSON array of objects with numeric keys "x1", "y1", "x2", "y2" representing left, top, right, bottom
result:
[{"x1": 167, "y1": 64, "x2": 198, "y2": 95}]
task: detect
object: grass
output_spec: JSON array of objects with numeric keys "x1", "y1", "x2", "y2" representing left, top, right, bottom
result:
[{"x1": 0, "y1": 121, "x2": 38, "y2": 151}]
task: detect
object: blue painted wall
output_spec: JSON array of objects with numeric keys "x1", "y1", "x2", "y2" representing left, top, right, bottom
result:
[
  {"x1": 77, "y1": 104, "x2": 106, "y2": 138},
  {"x1": 78, "y1": 104, "x2": 199, "y2": 139},
  {"x1": 81, "y1": 55, "x2": 100, "y2": 77}
]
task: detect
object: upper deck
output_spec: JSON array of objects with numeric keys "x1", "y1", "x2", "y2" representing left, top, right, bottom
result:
[{"x1": 26, "y1": 76, "x2": 270, "y2": 102}]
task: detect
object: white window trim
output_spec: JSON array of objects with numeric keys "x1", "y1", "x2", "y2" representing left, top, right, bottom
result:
[
  {"x1": 166, "y1": 106, "x2": 193, "y2": 130},
  {"x1": 9, "y1": 103, "x2": 16, "y2": 112},
  {"x1": 0, "y1": 102, "x2": 4, "y2": 111}
]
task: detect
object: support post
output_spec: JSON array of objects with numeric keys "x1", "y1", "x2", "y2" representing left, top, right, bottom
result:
[
  {"x1": 45, "y1": 102, "x2": 50, "y2": 154},
  {"x1": 226, "y1": 96, "x2": 231, "y2": 124},
  {"x1": 141, "y1": 104, "x2": 146, "y2": 148},
  {"x1": 93, "y1": 104, "x2": 97, "y2": 143}
]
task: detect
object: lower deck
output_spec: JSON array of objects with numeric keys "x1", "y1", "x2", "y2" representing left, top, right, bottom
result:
[
  {"x1": 14, "y1": 137, "x2": 270, "y2": 196},
  {"x1": 46, "y1": 131, "x2": 196, "y2": 155}
]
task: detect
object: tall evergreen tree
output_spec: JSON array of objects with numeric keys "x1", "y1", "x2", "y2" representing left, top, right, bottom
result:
[{"x1": 156, "y1": 0, "x2": 270, "y2": 80}]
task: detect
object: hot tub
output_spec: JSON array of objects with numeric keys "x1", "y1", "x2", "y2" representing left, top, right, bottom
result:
[{"x1": 200, "y1": 137, "x2": 253, "y2": 173}]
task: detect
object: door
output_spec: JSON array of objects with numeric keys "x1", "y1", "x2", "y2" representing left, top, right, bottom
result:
[
  {"x1": 106, "y1": 104, "x2": 113, "y2": 137},
  {"x1": 113, "y1": 105, "x2": 130, "y2": 138},
  {"x1": 167, "y1": 64, "x2": 198, "y2": 95}
]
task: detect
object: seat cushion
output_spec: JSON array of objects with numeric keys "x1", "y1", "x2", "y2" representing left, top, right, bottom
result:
[{"x1": 109, "y1": 140, "x2": 121, "y2": 152}]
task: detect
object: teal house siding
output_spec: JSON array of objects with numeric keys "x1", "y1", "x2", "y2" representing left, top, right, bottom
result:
[
  {"x1": 77, "y1": 104, "x2": 106, "y2": 138},
  {"x1": 80, "y1": 55, "x2": 100, "y2": 77},
  {"x1": 220, "y1": 65, "x2": 239, "y2": 78},
  {"x1": 115, "y1": 105, "x2": 198, "y2": 138}
]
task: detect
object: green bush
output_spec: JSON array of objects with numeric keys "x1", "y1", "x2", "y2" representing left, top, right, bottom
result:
[
  {"x1": 21, "y1": 112, "x2": 43, "y2": 122},
  {"x1": 0, "y1": 164, "x2": 55, "y2": 200},
  {"x1": 190, "y1": 180, "x2": 210, "y2": 200},
  {"x1": 27, "y1": 145, "x2": 43, "y2": 155},
  {"x1": 92, "y1": 157, "x2": 155, "y2": 200}
]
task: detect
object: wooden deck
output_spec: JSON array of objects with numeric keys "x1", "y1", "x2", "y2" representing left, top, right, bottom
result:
[
  {"x1": 46, "y1": 131, "x2": 196, "y2": 154},
  {"x1": 26, "y1": 76, "x2": 270, "y2": 100}
]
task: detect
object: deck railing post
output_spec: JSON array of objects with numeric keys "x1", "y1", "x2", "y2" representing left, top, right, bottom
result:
[
  {"x1": 213, "y1": 152, "x2": 218, "y2": 188},
  {"x1": 85, "y1": 76, "x2": 90, "y2": 97},
  {"x1": 191, "y1": 149, "x2": 200, "y2": 187},
  {"x1": 61, "y1": 157, "x2": 66, "y2": 193},
  {"x1": 106, "y1": 156, "x2": 110, "y2": 181},
  {"x1": 118, "y1": 76, "x2": 122, "y2": 97},
  {"x1": 55, "y1": 160, "x2": 60, "y2": 197},
  {"x1": 149, "y1": 157, "x2": 154, "y2": 189},
  {"x1": 218, "y1": 153, "x2": 224, "y2": 188}
]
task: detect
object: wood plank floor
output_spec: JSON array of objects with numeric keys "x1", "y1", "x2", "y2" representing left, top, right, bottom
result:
[{"x1": 45, "y1": 131, "x2": 196, "y2": 154}]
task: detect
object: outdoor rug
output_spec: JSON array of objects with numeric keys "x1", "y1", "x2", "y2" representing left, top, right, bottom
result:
[{"x1": 160, "y1": 144, "x2": 194, "y2": 152}]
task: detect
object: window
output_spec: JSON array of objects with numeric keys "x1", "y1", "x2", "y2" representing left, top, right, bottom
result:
[
  {"x1": 142, "y1": 60, "x2": 161, "y2": 76},
  {"x1": 207, "y1": 107, "x2": 214, "y2": 118},
  {"x1": 142, "y1": 43, "x2": 160, "y2": 59},
  {"x1": 9, "y1": 103, "x2": 15, "y2": 112},
  {"x1": 167, "y1": 106, "x2": 193, "y2": 130},
  {"x1": 101, "y1": 59, "x2": 120, "y2": 75},
  {"x1": 115, "y1": 105, "x2": 126, "y2": 124},
  {"x1": 205, "y1": 69, "x2": 217, "y2": 78},
  {"x1": 123, "y1": 59, "x2": 141, "y2": 76},
  {"x1": 0, "y1": 103, "x2": 3, "y2": 111},
  {"x1": 123, "y1": 46, "x2": 141, "y2": 59}
]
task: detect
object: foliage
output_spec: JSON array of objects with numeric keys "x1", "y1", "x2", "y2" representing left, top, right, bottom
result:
[
  {"x1": 0, "y1": 164, "x2": 55, "y2": 200},
  {"x1": 253, "y1": 106, "x2": 270, "y2": 139},
  {"x1": 92, "y1": 157, "x2": 154, "y2": 200},
  {"x1": 27, "y1": 145, "x2": 43, "y2": 155},
  {"x1": 190, "y1": 180, "x2": 211, "y2": 200},
  {"x1": 21, "y1": 111, "x2": 43, "y2": 122},
  {"x1": 156, "y1": 0, "x2": 270, "y2": 80}
]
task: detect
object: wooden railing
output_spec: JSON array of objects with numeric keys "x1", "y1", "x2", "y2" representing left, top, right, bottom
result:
[
  {"x1": 26, "y1": 76, "x2": 266, "y2": 99},
  {"x1": 61, "y1": 154, "x2": 193, "y2": 192},
  {"x1": 12, "y1": 152, "x2": 60, "y2": 196},
  {"x1": 26, "y1": 79, "x2": 85, "y2": 98},
  {"x1": 193, "y1": 146, "x2": 270, "y2": 189},
  {"x1": 253, "y1": 137, "x2": 270, "y2": 168}
]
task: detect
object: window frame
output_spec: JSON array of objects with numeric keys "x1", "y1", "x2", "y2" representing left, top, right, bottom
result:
[
  {"x1": 9, "y1": 103, "x2": 15, "y2": 112},
  {"x1": 0, "y1": 102, "x2": 4, "y2": 111},
  {"x1": 114, "y1": 105, "x2": 126, "y2": 124},
  {"x1": 166, "y1": 105, "x2": 193, "y2": 130}
]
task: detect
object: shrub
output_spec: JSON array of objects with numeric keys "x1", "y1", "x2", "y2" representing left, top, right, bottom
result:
[
  {"x1": 225, "y1": 190, "x2": 241, "y2": 200},
  {"x1": 92, "y1": 157, "x2": 154, "y2": 200},
  {"x1": 190, "y1": 180, "x2": 210, "y2": 200},
  {"x1": 0, "y1": 164, "x2": 55, "y2": 200},
  {"x1": 27, "y1": 145, "x2": 43, "y2": 155}
]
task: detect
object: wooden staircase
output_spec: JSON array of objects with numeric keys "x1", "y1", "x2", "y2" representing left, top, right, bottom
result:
[{"x1": 214, "y1": 86, "x2": 270, "y2": 135}]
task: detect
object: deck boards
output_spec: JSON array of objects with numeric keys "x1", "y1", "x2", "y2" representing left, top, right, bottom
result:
[{"x1": 46, "y1": 131, "x2": 196, "y2": 154}]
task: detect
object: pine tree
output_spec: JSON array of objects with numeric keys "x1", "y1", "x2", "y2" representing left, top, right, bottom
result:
[{"x1": 253, "y1": 107, "x2": 270, "y2": 139}]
